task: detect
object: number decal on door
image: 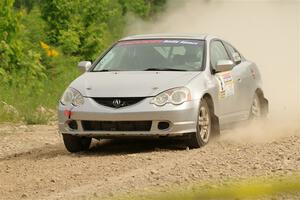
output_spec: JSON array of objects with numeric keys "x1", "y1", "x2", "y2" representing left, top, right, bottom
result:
[{"x1": 216, "y1": 72, "x2": 235, "y2": 99}]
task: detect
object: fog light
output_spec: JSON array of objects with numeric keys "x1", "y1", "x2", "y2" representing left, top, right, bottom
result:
[
  {"x1": 67, "y1": 120, "x2": 78, "y2": 130},
  {"x1": 158, "y1": 122, "x2": 170, "y2": 130}
]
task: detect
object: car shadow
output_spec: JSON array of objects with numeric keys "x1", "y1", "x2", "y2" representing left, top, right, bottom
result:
[
  {"x1": 1, "y1": 138, "x2": 189, "y2": 161},
  {"x1": 86, "y1": 138, "x2": 189, "y2": 156}
]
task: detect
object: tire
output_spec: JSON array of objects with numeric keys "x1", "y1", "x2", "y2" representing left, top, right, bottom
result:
[
  {"x1": 62, "y1": 134, "x2": 91, "y2": 153},
  {"x1": 250, "y1": 93, "x2": 262, "y2": 119},
  {"x1": 189, "y1": 98, "x2": 213, "y2": 148}
]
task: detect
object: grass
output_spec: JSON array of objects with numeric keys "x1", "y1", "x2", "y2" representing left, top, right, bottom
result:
[
  {"x1": 0, "y1": 56, "x2": 80, "y2": 124},
  {"x1": 0, "y1": 81, "x2": 66, "y2": 124},
  {"x1": 111, "y1": 175, "x2": 300, "y2": 200}
]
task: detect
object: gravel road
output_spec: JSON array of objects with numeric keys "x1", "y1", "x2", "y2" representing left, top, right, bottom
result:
[{"x1": 0, "y1": 122, "x2": 299, "y2": 200}]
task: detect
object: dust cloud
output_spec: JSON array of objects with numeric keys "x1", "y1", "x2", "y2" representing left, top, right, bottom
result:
[{"x1": 126, "y1": 0, "x2": 300, "y2": 141}]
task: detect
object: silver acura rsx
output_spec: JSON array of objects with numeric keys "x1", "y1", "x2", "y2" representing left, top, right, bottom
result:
[{"x1": 58, "y1": 34, "x2": 268, "y2": 153}]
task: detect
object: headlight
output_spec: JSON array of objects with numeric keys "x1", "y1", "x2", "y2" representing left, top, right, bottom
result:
[
  {"x1": 60, "y1": 88, "x2": 84, "y2": 107},
  {"x1": 151, "y1": 87, "x2": 191, "y2": 106}
]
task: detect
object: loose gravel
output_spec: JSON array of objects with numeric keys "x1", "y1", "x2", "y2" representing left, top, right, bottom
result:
[{"x1": 0, "y1": 123, "x2": 299, "y2": 200}]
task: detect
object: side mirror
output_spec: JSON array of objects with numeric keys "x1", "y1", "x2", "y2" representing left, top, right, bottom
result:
[
  {"x1": 78, "y1": 61, "x2": 91, "y2": 72},
  {"x1": 215, "y1": 60, "x2": 234, "y2": 73},
  {"x1": 232, "y1": 52, "x2": 241, "y2": 64}
]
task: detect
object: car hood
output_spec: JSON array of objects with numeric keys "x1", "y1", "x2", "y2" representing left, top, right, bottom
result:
[{"x1": 70, "y1": 71, "x2": 200, "y2": 97}]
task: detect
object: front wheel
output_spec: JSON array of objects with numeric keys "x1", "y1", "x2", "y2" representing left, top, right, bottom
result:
[
  {"x1": 189, "y1": 98, "x2": 212, "y2": 148},
  {"x1": 62, "y1": 134, "x2": 91, "y2": 153}
]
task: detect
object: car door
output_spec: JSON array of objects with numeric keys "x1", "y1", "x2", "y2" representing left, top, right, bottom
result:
[
  {"x1": 210, "y1": 40, "x2": 240, "y2": 123},
  {"x1": 223, "y1": 41, "x2": 255, "y2": 119}
]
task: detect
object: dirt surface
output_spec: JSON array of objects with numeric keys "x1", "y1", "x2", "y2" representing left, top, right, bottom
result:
[{"x1": 0, "y1": 123, "x2": 299, "y2": 200}]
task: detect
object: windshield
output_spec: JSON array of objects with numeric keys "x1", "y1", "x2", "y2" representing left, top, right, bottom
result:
[{"x1": 92, "y1": 39, "x2": 205, "y2": 72}]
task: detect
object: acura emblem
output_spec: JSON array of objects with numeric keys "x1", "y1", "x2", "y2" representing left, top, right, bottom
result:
[{"x1": 112, "y1": 99, "x2": 122, "y2": 108}]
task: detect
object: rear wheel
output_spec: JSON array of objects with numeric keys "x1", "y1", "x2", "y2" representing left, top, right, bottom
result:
[
  {"x1": 189, "y1": 98, "x2": 212, "y2": 148},
  {"x1": 62, "y1": 134, "x2": 91, "y2": 153},
  {"x1": 250, "y1": 93, "x2": 262, "y2": 119}
]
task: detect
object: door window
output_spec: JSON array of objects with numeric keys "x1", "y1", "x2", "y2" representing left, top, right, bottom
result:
[{"x1": 210, "y1": 41, "x2": 230, "y2": 68}]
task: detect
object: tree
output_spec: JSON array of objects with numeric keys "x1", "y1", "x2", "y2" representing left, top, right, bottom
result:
[
  {"x1": 0, "y1": 0, "x2": 45, "y2": 87},
  {"x1": 40, "y1": 0, "x2": 166, "y2": 60}
]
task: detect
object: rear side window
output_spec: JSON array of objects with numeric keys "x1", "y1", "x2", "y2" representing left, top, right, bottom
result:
[
  {"x1": 224, "y1": 42, "x2": 236, "y2": 56},
  {"x1": 210, "y1": 40, "x2": 230, "y2": 68},
  {"x1": 224, "y1": 42, "x2": 243, "y2": 62}
]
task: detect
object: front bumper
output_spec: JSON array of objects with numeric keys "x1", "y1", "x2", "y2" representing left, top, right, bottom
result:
[{"x1": 58, "y1": 97, "x2": 199, "y2": 138}]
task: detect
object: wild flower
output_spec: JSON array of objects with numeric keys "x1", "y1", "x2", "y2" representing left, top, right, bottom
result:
[
  {"x1": 40, "y1": 41, "x2": 59, "y2": 57},
  {"x1": 47, "y1": 49, "x2": 59, "y2": 57},
  {"x1": 40, "y1": 41, "x2": 49, "y2": 50}
]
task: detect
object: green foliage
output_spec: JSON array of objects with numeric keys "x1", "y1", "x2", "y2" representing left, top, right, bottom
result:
[
  {"x1": 40, "y1": 0, "x2": 76, "y2": 44},
  {"x1": 58, "y1": 30, "x2": 81, "y2": 54},
  {"x1": 0, "y1": 0, "x2": 46, "y2": 90},
  {"x1": 0, "y1": 0, "x2": 20, "y2": 80},
  {"x1": 121, "y1": 0, "x2": 151, "y2": 18},
  {"x1": 119, "y1": 0, "x2": 167, "y2": 18},
  {"x1": 40, "y1": 0, "x2": 125, "y2": 60},
  {"x1": 14, "y1": 0, "x2": 36, "y2": 12},
  {"x1": 0, "y1": 0, "x2": 166, "y2": 124}
]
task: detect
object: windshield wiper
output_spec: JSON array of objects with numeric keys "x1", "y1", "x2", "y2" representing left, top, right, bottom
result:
[{"x1": 144, "y1": 68, "x2": 187, "y2": 71}]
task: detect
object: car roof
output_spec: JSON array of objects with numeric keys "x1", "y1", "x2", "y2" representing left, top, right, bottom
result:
[{"x1": 120, "y1": 34, "x2": 219, "y2": 41}]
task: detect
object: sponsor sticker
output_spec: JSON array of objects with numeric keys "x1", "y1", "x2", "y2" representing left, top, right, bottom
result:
[{"x1": 216, "y1": 72, "x2": 235, "y2": 99}]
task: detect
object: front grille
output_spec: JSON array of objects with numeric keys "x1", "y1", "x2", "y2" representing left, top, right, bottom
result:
[
  {"x1": 82, "y1": 121, "x2": 152, "y2": 131},
  {"x1": 92, "y1": 97, "x2": 145, "y2": 108}
]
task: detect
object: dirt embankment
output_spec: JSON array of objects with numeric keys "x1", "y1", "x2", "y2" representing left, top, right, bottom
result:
[{"x1": 0, "y1": 123, "x2": 299, "y2": 200}]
